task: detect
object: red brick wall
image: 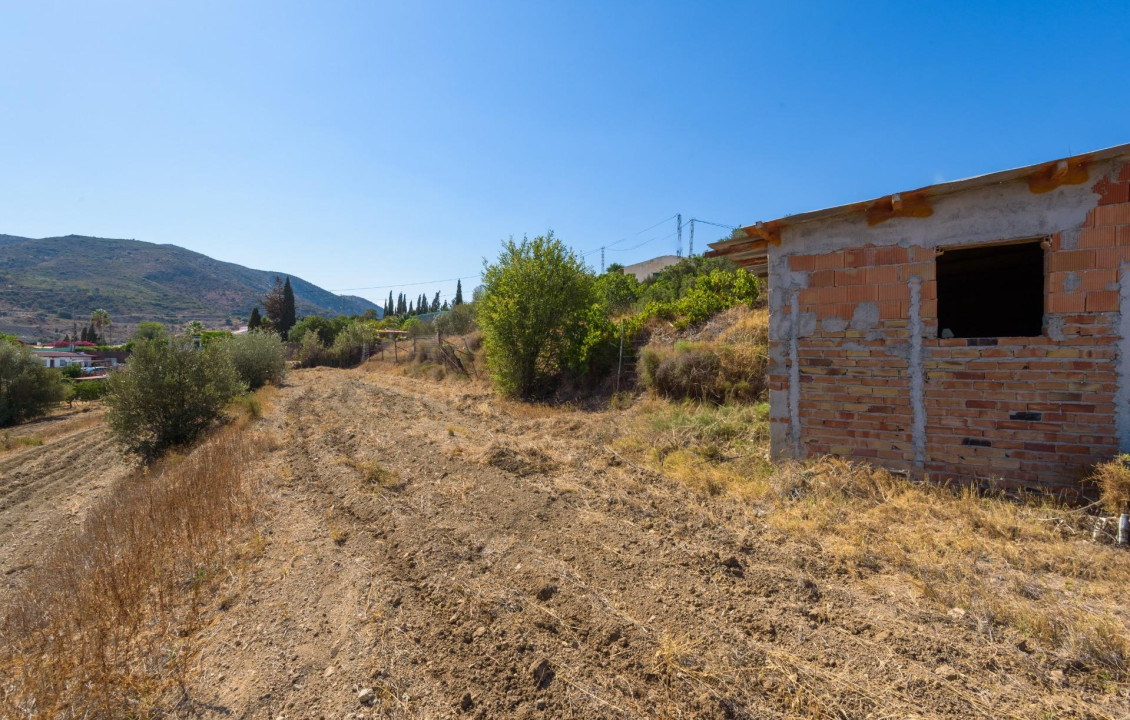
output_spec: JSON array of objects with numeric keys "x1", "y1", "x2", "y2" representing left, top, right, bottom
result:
[{"x1": 769, "y1": 161, "x2": 1130, "y2": 492}]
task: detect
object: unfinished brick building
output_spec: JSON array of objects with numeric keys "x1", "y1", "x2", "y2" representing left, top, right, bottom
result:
[{"x1": 708, "y1": 144, "x2": 1130, "y2": 492}]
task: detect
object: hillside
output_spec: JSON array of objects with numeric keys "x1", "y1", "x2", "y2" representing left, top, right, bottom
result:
[{"x1": 0, "y1": 234, "x2": 380, "y2": 341}]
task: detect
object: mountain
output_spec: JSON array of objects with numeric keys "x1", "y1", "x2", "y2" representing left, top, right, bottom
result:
[{"x1": 0, "y1": 234, "x2": 380, "y2": 341}]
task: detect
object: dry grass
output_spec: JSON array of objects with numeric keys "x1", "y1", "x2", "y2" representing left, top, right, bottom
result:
[
  {"x1": 1090, "y1": 454, "x2": 1130, "y2": 514},
  {"x1": 613, "y1": 398, "x2": 772, "y2": 497},
  {"x1": 638, "y1": 308, "x2": 770, "y2": 404},
  {"x1": 616, "y1": 406, "x2": 1130, "y2": 682},
  {"x1": 0, "y1": 416, "x2": 260, "y2": 718},
  {"x1": 341, "y1": 456, "x2": 402, "y2": 490},
  {"x1": 0, "y1": 411, "x2": 103, "y2": 453}
]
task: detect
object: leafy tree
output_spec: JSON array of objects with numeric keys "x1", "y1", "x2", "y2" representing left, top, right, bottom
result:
[
  {"x1": 362, "y1": 307, "x2": 378, "y2": 320},
  {"x1": 105, "y1": 336, "x2": 246, "y2": 461},
  {"x1": 61, "y1": 364, "x2": 86, "y2": 379},
  {"x1": 606, "y1": 263, "x2": 624, "y2": 273},
  {"x1": 262, "y1": 276, "x2": 286, "y2": 332},
  {"x1": 640, "y1": 266, "x2": 760, "y2": 329},
  {"x1": 134, "y1": 321, "x2": 167, "y2": 342},
  {"x1": 248, "y1": 306, "x2": 263, "y2": 331},
  {"x1": 435, "y1": 303, "x2": 476, "y2": 335},
  {"x1": 72, "y1": 378, "x2": 107, "y2": 401},
  {"x1": 596, "y1": 270, "x2": 641, "y2": 313},
  {"x1": 0, "y1": 342, "x2": 66, "y2": 425},
  {"x1": 477, "y1": 232, "x2": 597, "y2": 397},
  {"x1": 222, "y1": 331, "x2": 286, "y2": 389},
  {"x1": 185, "y1": 320, "x2": 205, "y2": 336},
  {"x1": 90, "y1": 309, "x2": 111, "y2": 345},
  {"x1": 453, "y1": 279, "x2": 464, "y2": 306},
  {"x1": 289, "y1": 315, "x2": 338, "y2": 346},
  {"x1": 638, "y1": 256, "x2": 739, "y2": 305},
  {"x1": 281, "y1": 277, "x2": 297, "y2": 337}
]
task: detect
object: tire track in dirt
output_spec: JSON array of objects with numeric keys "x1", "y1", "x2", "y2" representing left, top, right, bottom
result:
[{"x1": 183, "y1": 369, "x2": 1123, "y2": 720}]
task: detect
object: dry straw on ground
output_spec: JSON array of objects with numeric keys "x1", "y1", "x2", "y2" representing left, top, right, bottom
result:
[{"x1": 0, "y1": 405, "x2": 263, "y2": 718}]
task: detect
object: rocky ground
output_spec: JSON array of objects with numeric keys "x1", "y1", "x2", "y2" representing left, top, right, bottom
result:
[{"x1": 141, "y1": 367, "x2": 1123, "y2": 720}]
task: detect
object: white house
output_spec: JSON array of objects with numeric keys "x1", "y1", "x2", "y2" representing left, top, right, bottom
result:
[{"x1": 33, "y1": 351, "x2": 94, "y2": 369}]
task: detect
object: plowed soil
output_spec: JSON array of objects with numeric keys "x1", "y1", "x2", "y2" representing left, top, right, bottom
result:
[
  {"x1": 153, "y1": 368, "x2": 1120, "y2": 720},
  {"x1": 0, "y1": 407, "x2": 126, "y2": 605}
]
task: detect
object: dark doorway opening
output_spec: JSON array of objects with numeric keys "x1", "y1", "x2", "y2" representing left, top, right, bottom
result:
[{"x1": 936, "y1": 241, "x2": 1044, "y2": 338}]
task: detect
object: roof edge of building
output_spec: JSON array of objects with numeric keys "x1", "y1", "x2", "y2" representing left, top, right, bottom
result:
[{"x1": 708, "y1": 142, "x2": 1130, "y2": 266}]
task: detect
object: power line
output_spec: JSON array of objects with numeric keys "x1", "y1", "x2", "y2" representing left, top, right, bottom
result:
[
  {"x1": 579, "y1": 214, "x2": 678, "y2": 257},
  {"x1": 607, "y1": 229, "x2": 678, "y2": 253},
  {"x1": 330, "y1": 274, "x2": 478, "y2": 292},
  {"x1": 330, "y1": 215, "x2": 734, "y2": 292}
]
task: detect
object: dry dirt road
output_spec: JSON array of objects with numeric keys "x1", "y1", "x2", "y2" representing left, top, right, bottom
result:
[{"x1": 160, "y1": 367, "x2": 1116, "y2": 720}]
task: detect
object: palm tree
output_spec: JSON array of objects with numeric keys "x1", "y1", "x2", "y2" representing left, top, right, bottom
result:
[
  {"x1": 185, "y1": 320, "x2": 205, "y2": 336},
  {"x1": 90, "y1": 309, "x2": 111, "y2": 345}
]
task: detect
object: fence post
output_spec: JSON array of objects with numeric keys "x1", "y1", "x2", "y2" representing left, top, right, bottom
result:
[
  {"x1": 394, "y1": 339, "x2": 399, "y2": 363},
  {"x1": 616, "y1": 319, "x2": 625, "y2": 395}
]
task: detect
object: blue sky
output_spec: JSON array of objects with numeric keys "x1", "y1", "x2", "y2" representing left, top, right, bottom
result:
[{"x1": 1, "y1": 1, "x2": 1127, "y2": 309}]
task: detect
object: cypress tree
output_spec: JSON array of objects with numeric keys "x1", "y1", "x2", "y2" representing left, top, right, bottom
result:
[
  {"x1": 431, "y1": 291, "x2": 441, "y2": 312},
  {"x1": 386, "y1": 291, "x2": 394, "y2": 317},
  {"x1": 408, "y1": 300, "x2": 415, "y2": 315},
  {"x1": 248, "y1": 306, "x2": 262, "y2": 330},
  {"x1": 441, "y1": 300, "x2": 449, "y2": 311},
  {"x1": 453, "y1": 279, "x2": 464, "y2": 306},
  {"x1": 280, "y1": 277, "x2": 297, "y2": 337}
]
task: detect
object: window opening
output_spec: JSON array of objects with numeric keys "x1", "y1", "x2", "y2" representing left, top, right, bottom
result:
[{"x1": 936, "y1": 240, "x2": 1044, "y2": 339}]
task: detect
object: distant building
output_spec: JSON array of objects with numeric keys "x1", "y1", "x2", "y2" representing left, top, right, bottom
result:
[
  {"x1": 89, "y1": 350, "x2": 128, "y2": 368},
  {"x1": 620, "y1": 255, "x2": 682, "y2": 282},
  {"x1": 33, "y1": 350, "x2": 93, "y2": 369}
]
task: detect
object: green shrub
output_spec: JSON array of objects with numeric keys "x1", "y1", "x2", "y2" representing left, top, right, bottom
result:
[
  {"x1": 637, "y1": 256, "x2": 739, "y2": 305},
  {"x1": 477, "y1": 232, "x2": 597, "y2": 397},
  {"x1": 595, "y1": 271, "x2": 640, "y2": 312},
  {"x1": 222, "y1": 331, "x2": 286, "y2": 389},
  {"x1": 105, "y1": 337, "x2": 246, "y2": 461},
  {"x1": 435, "y1": 303, "x2": 477, "y2": 335},
  {"x1": 133, "y1": 322, "x2": 167, "y2": 342},
  {"x1": 0, "y1": 342, "x2": 66, "y2": 426},
  {"x1": 331, "y1": 321, "x2": 378, "y2": 365},
  {"x1": 71, "y1": 379, "x2": 108, "y2": 401},
  {"x1": 298, "y1": 332, "x2": 332, "y2": 368},
  {"x1": 290, "y1": 315, "x2": 347, "y2": 346},
  {"x1": 60, "y1": 364, "x2": 86, "y2": 379},
  {"x1": 641, "y1": 268, "x2": 760, "y2": 330},
  {"x1": 297, "y1": 320, "x2": 378, "y2": 368}
]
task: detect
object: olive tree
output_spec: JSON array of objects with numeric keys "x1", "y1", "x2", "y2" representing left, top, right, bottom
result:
[
  {"x1": 0, "y1": 342, "x2": 66, "y2": 426},
  {"x1": 106, "y1": 336, "x2": 245, "y2": 461},
  {"x1": 222, "y1": 330, "x2": 286, "y2": 389},
  {"x1": 476, "y1": 232, "x2": 596, "y2": 397}
]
